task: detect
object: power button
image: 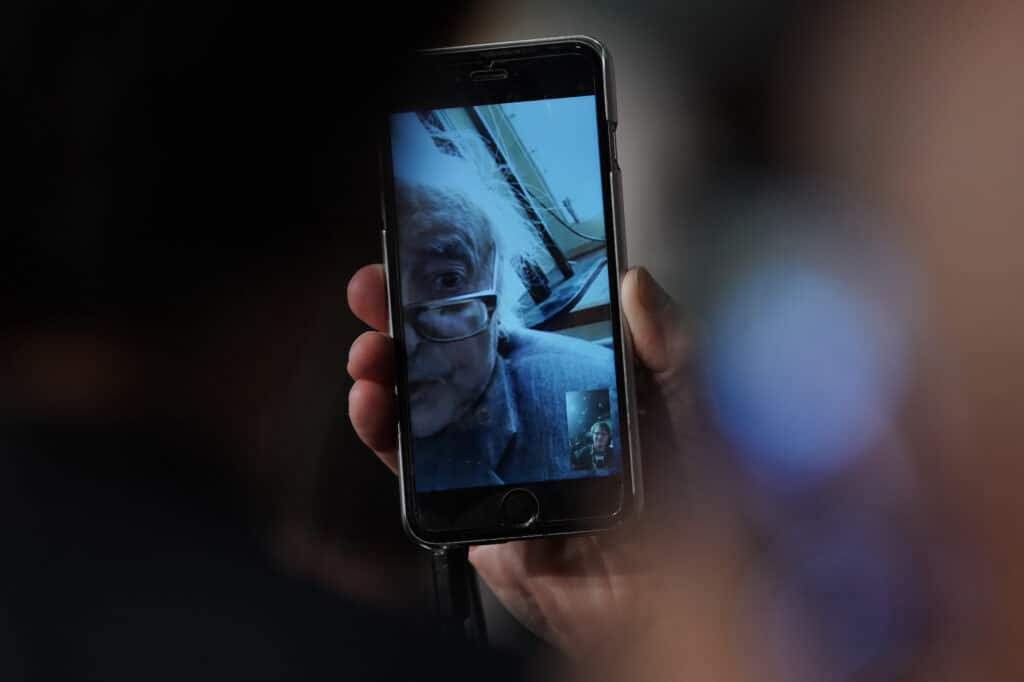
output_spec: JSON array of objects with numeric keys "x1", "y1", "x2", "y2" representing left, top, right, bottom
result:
[{"x1": 609, "y1": 120, "x2": 620, "y2": 170}]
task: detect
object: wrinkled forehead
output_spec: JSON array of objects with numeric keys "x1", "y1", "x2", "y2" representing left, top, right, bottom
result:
[{"x1": 401, "y1": 217, "x2": 495, "y2": 282}]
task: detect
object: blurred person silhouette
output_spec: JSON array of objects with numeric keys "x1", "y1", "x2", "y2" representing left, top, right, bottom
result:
[
  {"x1": 0, "y1": 3, "x2": 528, "y2": 680},
  {"x1": 352, "y1": 2, "x2": 1024, "y2": 681},
  {"x1": 786, "y1": 2, "x2": 1024, "y2": 680}
]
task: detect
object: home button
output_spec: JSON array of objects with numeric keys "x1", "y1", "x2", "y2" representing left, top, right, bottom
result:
[{"x1": 499, "y1": 488, "x2": 539, "y2": 528}]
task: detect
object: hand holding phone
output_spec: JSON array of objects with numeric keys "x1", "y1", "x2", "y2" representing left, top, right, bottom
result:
[
  {"x1": 380, "y1": 37, "x2": 642, "y2": 546},
  {"x1": 350, "y1": 35, "x2": 715, "y2": 654},
  {"x1": 348, "y1": 263, "x2": 699, "y2": 655}
]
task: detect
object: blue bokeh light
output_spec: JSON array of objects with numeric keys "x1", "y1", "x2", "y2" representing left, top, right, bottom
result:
[{"x1": 707, "y1": 258, "x2": 905, "y2": 489}]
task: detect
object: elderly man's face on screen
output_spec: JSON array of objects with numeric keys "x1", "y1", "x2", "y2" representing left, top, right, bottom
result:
[{"x1": 399, "y1": 185, "x2": 499, "y2": 438}]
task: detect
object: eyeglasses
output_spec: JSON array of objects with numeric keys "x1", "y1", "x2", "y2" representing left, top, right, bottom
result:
[{"x1": 403, "y1": 254, "x2": 499, "y2": 343}]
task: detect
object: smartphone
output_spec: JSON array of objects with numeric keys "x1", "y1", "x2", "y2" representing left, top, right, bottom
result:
[{"x1": 379, "y1": 36, "x2": 641, "y2": 547}]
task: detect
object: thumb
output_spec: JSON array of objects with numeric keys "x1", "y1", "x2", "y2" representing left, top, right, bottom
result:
[{"x1": 621, "y1": 267, "x2": 688, "y2": 375}]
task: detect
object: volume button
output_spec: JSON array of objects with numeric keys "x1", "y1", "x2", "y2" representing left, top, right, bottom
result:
[
  {"x1": 608, "y1": 120, "x2": 620, "y2": 170},
  {"x1": 381, "y1": 229, "x2": 394, "y2": 337},
  {"x1": 379, "y1": 189, "x2": 389, "y2": 233}
]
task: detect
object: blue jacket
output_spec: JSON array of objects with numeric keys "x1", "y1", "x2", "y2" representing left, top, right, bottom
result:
[{"x1": 413, "y1": 328, "x2": 620, "y2": 491}]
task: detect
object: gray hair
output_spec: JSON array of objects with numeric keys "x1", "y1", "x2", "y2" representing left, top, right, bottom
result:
[
  {"x1": 396, "y1": 178, "x2": 539, "y2": 327},
  {"x1": 395, "y1": 179, "x2": 497, "y2": 281}
]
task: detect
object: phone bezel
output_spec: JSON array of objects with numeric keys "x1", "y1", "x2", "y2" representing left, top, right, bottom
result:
[{"x1": 379, "y1": 36, "x2": 642, "y2": 547}]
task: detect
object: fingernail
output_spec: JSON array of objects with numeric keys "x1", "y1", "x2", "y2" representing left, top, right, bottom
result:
[{"x1": 636, "y1": 266, "x2": 670, "y2": 314}]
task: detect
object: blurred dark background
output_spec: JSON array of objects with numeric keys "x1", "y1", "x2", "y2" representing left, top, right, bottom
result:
[{"x1": 6, "y1": 1, "x2": 1024, "y2": 679}]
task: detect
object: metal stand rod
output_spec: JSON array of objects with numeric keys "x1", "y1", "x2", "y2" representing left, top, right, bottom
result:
[{"x1": 432, "y1": 546, "x2": 488, "y2": 644}]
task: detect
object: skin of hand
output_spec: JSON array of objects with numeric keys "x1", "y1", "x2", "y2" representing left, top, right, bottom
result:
[{"x1": 347, "y1": 264, "x2": 721, "y2": 657}]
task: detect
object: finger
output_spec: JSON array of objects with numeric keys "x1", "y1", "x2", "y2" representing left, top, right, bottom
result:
[
  {"x1": 347, "y1": 331, "x2": 395, "y2": 384},
  {"x1": 347, "y1": 264, "x2": 389, "y2": 332},
  {"x1": 348, "y1": 379, "x2": 398, "y2": 473},
  {"x1": 621, "y1": 267, "x2": 690, "y2": 376}
]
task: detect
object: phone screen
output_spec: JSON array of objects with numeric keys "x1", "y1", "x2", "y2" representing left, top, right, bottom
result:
[
  {"x1": 390, "y1": 93, "x2": 624, "y2": 491},
  {"x1": 383, "y1": 43, "x2": 635, "y2": 540}
]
